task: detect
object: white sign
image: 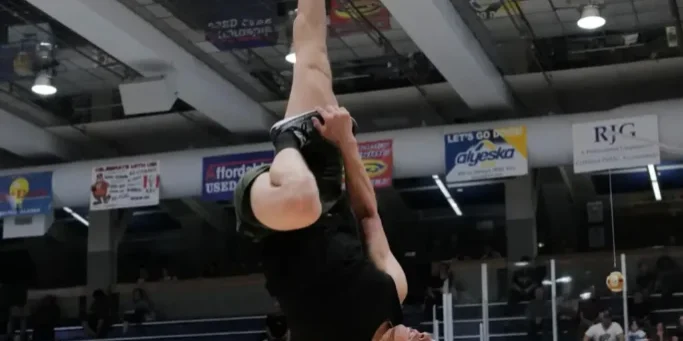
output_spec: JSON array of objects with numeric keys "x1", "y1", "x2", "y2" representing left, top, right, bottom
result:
[
  {"x1": 90, "y1": 161, "x2": 160, "y2": 211},
  {"x1": 572, "y1": 115, "x2": 660, "y2": 174}
]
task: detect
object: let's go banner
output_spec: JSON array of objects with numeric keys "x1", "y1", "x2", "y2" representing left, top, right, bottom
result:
[
  {"x1": 359, "y1": 139, "x2": 393, "y2": 188},
  {"x1": 202, "y1": 150, "x2": 274, "y2": 201},
  {"x1": 445, "y1": 126, "x2": 528, "y2": 183},
  {"x1": 0, "y1": 172, "x2": 53, "y2": 218}
]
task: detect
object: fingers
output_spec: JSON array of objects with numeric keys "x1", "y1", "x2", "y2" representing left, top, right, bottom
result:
[{"x1": 311, "y1": 116, "x2": 325, "y2": 133}]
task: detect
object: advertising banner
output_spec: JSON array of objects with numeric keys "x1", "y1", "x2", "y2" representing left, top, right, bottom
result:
[
  {"x1": 358, "y1": 139, "x2": 393, "y2": 188},
  {"x1": 329, "y1": 0, "x2": 391, "y2": 36},
  {"x1": 204, "y1": 1, "x2": 279, "y2": 50},
  {"x1": 202, "y1": 150, "x2": 275, "y2": 201},
  {"x1": 90, "y1": 161, "x2": 161, "y2": 211},
  {"x1": 0, "y1": 172, "x2": 52, "y2": 218},
  {"x1": 573, "y1": 115, "x2": 660, "y2": 173},
  {"x1": 445, "y1": 126, "x2": 528, "y2": 182}
]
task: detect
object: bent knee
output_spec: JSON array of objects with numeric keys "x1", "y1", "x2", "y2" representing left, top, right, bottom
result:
[{"x1": 282, "y1": 174, "x2": 322, "y2": 224}]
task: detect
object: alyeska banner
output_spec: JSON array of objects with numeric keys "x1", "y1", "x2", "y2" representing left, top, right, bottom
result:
[
  {"x1": 0, "y1": 172, "x2": 53, "y2": 218},
  {"x1": 359, "y1": 140, "x2": 393, "y2": 188},
  {"x1": 573, "y1": 115, "x2": 660, "y2": 174},
  {"x1": 445, "y1": 126, "x2": 528, "y2": 182},
  {"x1": 202, "y1": 150, "x2": 275, "y2": 201},
  {"x1": 90, "y1": 161, "x2": 161, "y2": 211},
  {"x1": 329, "y1": 0, "x2": 391, "y2": 36}
]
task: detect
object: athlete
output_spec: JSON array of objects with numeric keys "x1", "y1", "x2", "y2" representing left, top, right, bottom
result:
[{"x1": 232, "y1": 0, "x2": 429, "y2": 340}]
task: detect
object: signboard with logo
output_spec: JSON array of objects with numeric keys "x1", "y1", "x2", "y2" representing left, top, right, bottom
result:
[
  {"x1": 202, "y1": 151, "x2": 275, "y2": 201},
  {"x1": 469, "y1": 0, "x2": 527, "y2": 20},
  {"x1": 572, "y1": 115, "x2": 660, "y2": 174},
  {"x1": 90, "y1": 161, "x2": 161, "y2": 211},
  {"x1": 204, "y1": 1, "x2": 279, "y2": 50},
  {"x1": 0, "y1": 172, "x2": 52, "y2": 218},
  {"x1": 445, "y1": 126, "x2": 528, "y2": 183},
  {"x1": 329, "y1": 0, "x2": 391, "y2": 36},
  {"x1": 359, "y1": 140, "x2": 393, "y2": 188}
]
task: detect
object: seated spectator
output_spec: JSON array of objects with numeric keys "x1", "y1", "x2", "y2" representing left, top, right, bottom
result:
[
  {"x1": 264, "y1": 302, "x2": 289, "y2": 341},
  {"x1": 673, "y1": 316, "x2": 683, "y2": 341},
  {"x1": 635, "y1": 262, "x2": 655, "y2": 295},
  {"x1": 579, "y1": 287, "x2": 603, "y2": 335},
  {"x1": 629, "y1": 291, "x2": 651, "y2": 325},
  {"x1": 161, "y1": 268, "x2": 177, "y2": 282},
  {"x1": 81, "y1": 289, "x2": 110, "y2": 339},
  {"x1": 137, "y1": 266, "x2": 149, "y2": 284},
  {"x1": 525, "y1": 287, "x2": 546, "y2": 341},
  {"x1": 480, "y1": 244, "x2": 502, "y2": 260},
  {"x1": 652, "y1": 322, "x2": 671, "y2": 341},
  {"x1": 556, "y1": 291, "x2": 578, "y2": 339},
  {"x1": 627, "y1": 320, "x2": 647, "y2": 341},
  {"x1": 31, "y1": 296, "x2": 60, "y2": 341},
  {"x1": 584, "y1": 310, "x2": 624, "y2": 341},
  {"x1": 123, "y1": 288, "x2": 154, "y2": 334},
  {"x1": 509, "y1": 256, "x2": 540, "y2": 304}
]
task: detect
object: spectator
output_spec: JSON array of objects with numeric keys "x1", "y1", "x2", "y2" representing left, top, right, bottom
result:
[
  {"x1": 264, "y1": 303, "x2": 289, "y2": 341},
  {"x1": 627, "y1": 320, "x2": 647, "y2": 341},
  {"x1": 122, "y1": 288, "x2": 154, "y2": 334},
  {"x1": 584, "y1": 310, "x2": 624, "y2": 341},
  {"x1": 652, "y1": 322, "x2": 670, "y2": 341},
  {"x1": 480, "y1": 244, "x2": 502, "y2": 260},
  {"x1": 629, "y1": 291, "x2": 651, "y2": 324},
  {"x1": 161, "y1": 268, "x2": 177, "y2": 282},
  {"x1": 137, "y1": 266, "x2": 149, "y2": 284},
  {"x1": 81, "y1": 289, "x2": 110, "y2": 339},
  {"x1": 2, "y1": 278, "x2": 28, "y2": 341},
  {"x1": 509, "y1": 256, "x2": 540, "y2": 305},
  {"x1": 579, "y1": 287, "x2": 603, "y2": 335},
  {"x1": 31, "y1": 296, "x2": 60, "y2": 341},
  {"x1": 556, "y1": 291, "x2": 578, "y2": 339},
  {"x1": 673, "y1": 316, "x2": 683, "y2": 341},
  {"x1": 635, "y1": 262, "x2": 656, "y2": 295},
  {"x1": 525, "y1": 287, "x2": 546, "y2": 341},
  {"x1": 656, "y1": 252, "x2": 681, "y2": 304}
]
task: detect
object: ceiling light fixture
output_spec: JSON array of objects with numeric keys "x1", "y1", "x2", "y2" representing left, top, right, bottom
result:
[
  {"x1": 577, "y1": 5, "x2": 606, "y2": 30},
  {"x1": 432, "y1": 174, "x2": 463, "y2": 216},
  {"x1": 31, "y1": 71, "x2": 57, "y2": 96},
  {"x1": 647, "y1": 164, "x2": 662, "y2": 201},
  {"x1": 63, "y1": 207, "x2": 89, "y2": 227},
  {"x1": 285, "y1": 51, "x2": 296, "y2": 64}
]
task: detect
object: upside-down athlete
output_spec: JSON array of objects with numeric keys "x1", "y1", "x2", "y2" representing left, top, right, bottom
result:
[{"x1": 233, "y1": 0, "x2": 431, "y2": 340}]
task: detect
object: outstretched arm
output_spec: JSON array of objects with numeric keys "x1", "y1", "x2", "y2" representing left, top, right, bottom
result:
[{"x1": 313, "y1": 106, "x2": 407, "y2": 302}]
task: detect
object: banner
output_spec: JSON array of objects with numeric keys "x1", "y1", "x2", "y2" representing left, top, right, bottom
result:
[
  {"x1": 469, "y1": 0, "x2": 527, "y2": 20},
  {"x1": 573, "y1": 115, "x2": 660, "y2": 174},
  {"x1": 90, "y1": 161, "x2": 161, "y2": 211},
  {"x1": 445, "y1": 126, "x2": 528, "y2": 182},
  {"x1": 204, "y1": 1, "x2": 278, "y2": 50},
  {"x1": 359, "y1": 140, "x2": 393, "y2": 188},
  {"x1": 329, "y1": 0, "x2": 391, "y2": 36},
  {"x1": 0, "y1": 172, "x2": 53, "y2": 218},
  {"x1": 202, "y1": 151, "x2": 275, "y2": 201}
]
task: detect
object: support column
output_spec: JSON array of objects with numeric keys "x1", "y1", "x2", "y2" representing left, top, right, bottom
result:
[
  {"x1": 505, "y1": 175, "x2": 537, "y2": 262},
  {"x1": 87, "y1": 210, "x2": 127, "y2": 292}
]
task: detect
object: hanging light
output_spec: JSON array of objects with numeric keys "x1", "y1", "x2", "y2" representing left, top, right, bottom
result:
[
  {"x1": 285, "y1": 49, "x2": 296, "y2": 64},
  {"x1": 577, "y1": 4, "x2": 606, "y2": 30},
  {"x1": 31, "y1": 71, "x2": 57, "y2": 96}
]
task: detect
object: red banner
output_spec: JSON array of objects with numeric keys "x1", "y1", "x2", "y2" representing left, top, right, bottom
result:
[
  {"x1": 358, "y1": 139, "x2": 393, "y2": 188},
  {"x1": 329, "y1": 0, "x2": 392, "y2": 36}
]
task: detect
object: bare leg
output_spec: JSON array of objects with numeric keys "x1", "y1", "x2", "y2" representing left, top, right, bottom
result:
[{"x1": 247, "y1": 0, "x2": 335, "y2": 231}]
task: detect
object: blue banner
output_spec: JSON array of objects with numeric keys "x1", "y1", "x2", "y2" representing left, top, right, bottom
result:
[
  {"x1": 204, "y1": 1, "x2": 279, "y2": 50},
  {"x1": 0, "y1": 172, "x2": 53, "y2": 218},
  {"x1": 202, "y1": 151, "x2": 274, "y2": 201}
]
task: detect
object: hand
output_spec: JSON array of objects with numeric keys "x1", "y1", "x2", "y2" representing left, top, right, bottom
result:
[{"x1": 312, "y1": 105, "x2": 355, "y2": 147}]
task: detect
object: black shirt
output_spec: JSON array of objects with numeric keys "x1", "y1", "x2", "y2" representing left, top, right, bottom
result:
[{"x1": 260, "y1": 211, "x2": 403, "y2": 341}]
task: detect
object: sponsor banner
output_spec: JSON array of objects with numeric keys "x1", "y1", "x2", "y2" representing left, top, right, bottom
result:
[
  {"x1": 573, "y1": 115, "x2": 660, "y2": 174},
  {"x1": 202, "y1": 151, "x2": 275, "y2": 201},
  {"x1": 204, "y1": 1, "x2": 279, "y2": 50},
  {"x1": 445, "y1": 126, "x2": 528, "y2": 182},
  {"x1": 90, "y1": 161, "x2": 161, "y2": 211},
  {"x1": 329, "y1": 0, "x2": 391, "y2": 36},
  {"x1": 0, "y1": 172, "x2": 53, "y2": 218},
  {"x1": 359, "y1": 140, "x2": 393, "y2": 188}
]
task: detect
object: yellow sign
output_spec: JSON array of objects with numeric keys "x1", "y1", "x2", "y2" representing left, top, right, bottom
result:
[{"x1": 333, "y1": 0, "x2": 383, "y2": 20}]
